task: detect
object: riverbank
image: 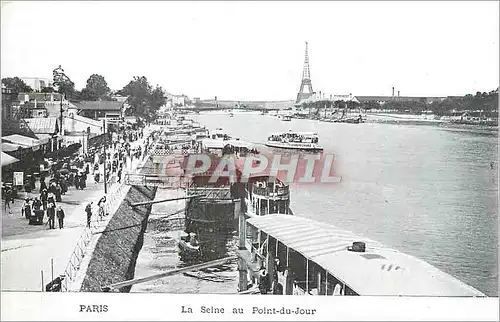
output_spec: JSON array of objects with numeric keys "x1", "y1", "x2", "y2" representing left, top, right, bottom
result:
[{"x1": 80, "y1": 183, "x2": 157, "y2": 292}]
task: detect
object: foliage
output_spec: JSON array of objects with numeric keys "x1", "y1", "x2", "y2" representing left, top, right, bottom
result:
[
  {"x1": 53, "y1": 65, "x2": 76, "y2": 99},
  {"x1": 1, "y1": 77, "x2": 33, "y2": 92},
  {"x1": 359, "y1": 89, "x2": 498, "y2": 116},
  {"x1": 81, "y1": 74, "x2": 111, "y2": 101},
  {"x1": 118, "y1": 76, "x2": 166, "y2": 121},
  {"x1": 40, "y1": 86, "x2": 55, "y2": 93}
]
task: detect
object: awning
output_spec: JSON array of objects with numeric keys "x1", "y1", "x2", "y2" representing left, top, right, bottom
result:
[
  {"x1": 2, "y1": 142, "x2": 22, "y2": 152},
  {"x1": 35, "y1": 134, "x2": 52, "y2": 144},
  {"x1": 1, "y1": 152, "x2": 20, "y2": 167},
  {"x1": 2, "y1": 134, "x2": 41, "y2": 148}
]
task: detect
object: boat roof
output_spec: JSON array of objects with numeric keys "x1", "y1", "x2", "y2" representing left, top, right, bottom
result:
[
  {"x1": 270, "y1": 131, "x2": 318, "y2": 136},
  {"x1": 201, "y1": 138, "x2": 254, "y2": 150},
  {"x1": 201, "y1": 139, "x2": 226, "y2": 149},
  {"x1": 224, "y1": 139, "x2": 253, "y2": 149},
  {"x1": 246, "y1": 214, "x2": 485, "y2": 297}
]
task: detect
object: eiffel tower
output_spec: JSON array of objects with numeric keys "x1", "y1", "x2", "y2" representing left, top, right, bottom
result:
[{"x1": 296, "y1": 41, "x2": 314, "y2": 104}]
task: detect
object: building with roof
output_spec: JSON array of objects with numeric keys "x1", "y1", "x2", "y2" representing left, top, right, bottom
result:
[
  {"x1": 356, "y1": 95, "x2": 446, "y2": 105},
  {"x1": 72, "y1": 101, "x2": 124, "y2": 120},
  {"x1": 21, "y1": 117, "x2": 61, "y2": 152},
  {"x1": 20, "y1": 77, "x2": 53, "y2": 92},
  {"x1": 63, "y1": 114, "x2": 104, "y2": 153},
  {"x1": 2, "y1": 134, "x2": 43, "y2": 160}
]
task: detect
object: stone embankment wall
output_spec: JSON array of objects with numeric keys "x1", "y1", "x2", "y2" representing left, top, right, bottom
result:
[{"x1": 80, "y1": 184, "x2": 157, "y2": 292}]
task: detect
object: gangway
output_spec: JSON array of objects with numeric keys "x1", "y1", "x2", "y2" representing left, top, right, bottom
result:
[{"x1": 102, "y1": 256, "x2": 236, "y2": 291}]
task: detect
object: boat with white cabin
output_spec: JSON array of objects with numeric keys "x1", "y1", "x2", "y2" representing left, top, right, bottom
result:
[{"x1": 265, "y1": 130, "x2": 323, "y2": 151}]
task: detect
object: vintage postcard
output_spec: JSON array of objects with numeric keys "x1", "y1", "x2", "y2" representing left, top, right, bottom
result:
[{"x1": 1, "y1": 1, "x2": 498, "y2": 321}]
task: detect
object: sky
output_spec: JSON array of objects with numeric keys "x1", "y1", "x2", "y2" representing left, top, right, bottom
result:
[{"x1": 1, "y1": 1, "x2": 498, "y2": 101}]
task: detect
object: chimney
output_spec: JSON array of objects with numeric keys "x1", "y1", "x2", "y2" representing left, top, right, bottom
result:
[
  {"x1": 392, "y1": 87, "x2": 395, "y2": 97},
  {"x1": 398, "y1": 90, "x2": 400, "y2": 97}
]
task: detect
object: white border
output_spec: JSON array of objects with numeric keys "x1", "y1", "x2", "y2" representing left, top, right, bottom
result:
[{"x1": 1, "y1": 292, "x2": 499, "y2": 321}]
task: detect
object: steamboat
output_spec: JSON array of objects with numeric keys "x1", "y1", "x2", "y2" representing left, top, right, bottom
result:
[{"x1": 266, "y1": 130, "x2": 323, "y2": 151}]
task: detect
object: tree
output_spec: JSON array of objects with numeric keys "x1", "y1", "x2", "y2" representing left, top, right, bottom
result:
[
  {"x1": 1, "y1": 77, "x2": 33, "y2": 93},
  {"x1": 40, "y1": 86, "x2": 55, "y2": 93},
  {"x1": 53, "y1": 66, "x2": 76, "y2": 99},
  {"x1": 148, "y1": 85, "x2": 166, "y2": 117},
  {"x1": 118, "y1": 76, "x2": 166, "y2": 121},
  {"x1": 82, "y1": 74, "x2": 110, "y2": 101}
]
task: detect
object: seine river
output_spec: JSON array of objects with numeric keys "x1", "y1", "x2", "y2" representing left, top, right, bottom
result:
[{"x1": 133, "y1": 112, "x2": 498, "y2": 296}]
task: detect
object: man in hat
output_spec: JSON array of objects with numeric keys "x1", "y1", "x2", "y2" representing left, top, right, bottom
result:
[
  {"x1": 47, "y1": 201, "x2": 56, "y2": 229},
  {"x1": 40, "y1": 189, "x2": 48, "y2": 211},
  {"x1": 39, "y1": 177, "x2": 47, "y2": 193},
  {"x1": 258, "y1": 267, "x2": 269, "y2": 295},
  {"x1": 3, "y1": 187, "x2": 12, "y2": 214},
  {"x1": 56, "y1": 205, "x2": 65, "y2": 229},
  {"x1": 189, "y1": 233, "x2": 199, "y2": 247}
]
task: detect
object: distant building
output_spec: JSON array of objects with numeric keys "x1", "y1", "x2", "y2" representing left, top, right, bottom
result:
[
  {"x1": 72, "y1": 101, "x2": 124, "y2": 120},
  {"x1": 111, "y1": 94, "x2": 128, "y2": 103},
  {"x1": 356, "y1": 96, "x2": 446, "y2": 105},
  {"x1": 172, "y1": 94, "x2": 187, "y2": 107},
  {"x1": 14, "y1": 92, "x2": 79, "y2": 119},
  {"x1": 20, "y1": 77, "x2": 54, "y2": 92}
]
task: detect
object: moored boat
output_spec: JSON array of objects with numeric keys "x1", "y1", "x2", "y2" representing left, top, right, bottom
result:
[
  {"x1": 238, "y1": 214, "x2": 486, "y2": 297},
  {"x1": 178, "y1": 232, "x2": 201, "y2": 254},
  {"x1": 265, "y1": 130, "x2": 323, "y2": 151}
]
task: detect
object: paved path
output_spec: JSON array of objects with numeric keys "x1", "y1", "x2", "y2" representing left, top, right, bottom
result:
[{"x1": 1, "y1": 127, "x2": 155, "y2": 292}]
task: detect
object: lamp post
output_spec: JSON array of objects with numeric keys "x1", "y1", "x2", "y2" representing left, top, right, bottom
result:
[{"x1": 103, "y1": 118, "x2": 108, "y2": 194}]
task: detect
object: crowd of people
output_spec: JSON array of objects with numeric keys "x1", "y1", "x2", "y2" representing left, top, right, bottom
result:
[{"x1": 2, "y1": 123, "x2": 158, "y2": 233}]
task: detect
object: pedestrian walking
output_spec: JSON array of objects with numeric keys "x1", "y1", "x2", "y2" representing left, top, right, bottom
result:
[
  {"x1": 22, "y1": 198, "x2": 32, "y2": 219},
  {"x1": 85, "y1": 202, "x2": 93, "y2": 228},
  {"x1": 97, "y1": 196, "x2": 106, "y2": 221},
  {"x1": 41, "y1": 189, "x2": 48, "y2": 211},
  {"x1": 60, "y1": 176, "x2": 68, "y2": 195},
  {"x1": 56, "y1": 205, "x2": 65, "y2": 229},
  {"x1": 3, "y1": 187, "x2": 12, "y2": 214},
  {"x1": 47, "y1": 192, "x2": 55, "y2": 205},
  {"x1": 49, "y1": 181, "x2": 57, "y2": 195},
  {"x1": 33, "y1": 197, "x2": 42, "y2": 211},
  {"x1": 55, "y1": 183, "x2": 62, "y2": 202},
  {"x1": 39, "y1": 177, "x2": 47, "y2": 193},
  {"x1": 47, "y1": 202, "x2": 56, "y2": 229}
]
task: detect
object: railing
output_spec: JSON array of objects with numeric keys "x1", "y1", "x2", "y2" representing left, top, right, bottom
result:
[
  {"x1": 252, "y1": 185, "x2": 289, "y2": 198},
  {"x1": 187, "y1": 187, "x2": 232, "y2": 200},
  {"x1": 61, "y1": 226, "x2": 93, "y2": 292},
  {"x1": 60, "y1": 127, "x2": 166, "y2": 291},
  {"x1": 61, "y1": 177, "x2": 127, "y2": 292},
  {"x1": 123, "y1": 174, "x2": 186, "y2": 189}
]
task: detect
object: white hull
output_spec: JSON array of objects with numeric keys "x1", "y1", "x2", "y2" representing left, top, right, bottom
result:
[{"x1": 265, "y1": 141, "x2": 323, "y2": 151}]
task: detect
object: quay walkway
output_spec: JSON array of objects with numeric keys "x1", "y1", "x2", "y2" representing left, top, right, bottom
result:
[{"x1": 1, "y1": 126, "x2": 155, "y2": 292}]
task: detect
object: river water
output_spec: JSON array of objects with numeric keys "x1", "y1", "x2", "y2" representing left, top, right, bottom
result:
[{"x1": 133, "y1": 112, "x2": 498, "y2": 296}]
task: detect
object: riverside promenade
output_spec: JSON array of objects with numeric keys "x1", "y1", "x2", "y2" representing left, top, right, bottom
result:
[{"x1": 1, "y1": 127, "x2": 155, "y2": 292}]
